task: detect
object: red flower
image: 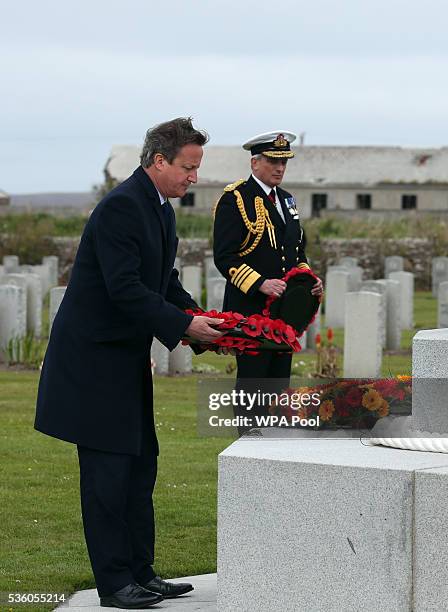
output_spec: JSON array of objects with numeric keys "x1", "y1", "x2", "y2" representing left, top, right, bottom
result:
[
  {"x1": 334, "y1": 396, "x2": 350, "y2": 417},
  {"x1": 241, "y1": 315, "x2": 264, "y2": 337},
  {"x1": 327, "y1": 328, "x2": 334, "y2": 343},
  {"x1": 315, "y1": 333, "x2": 321, "y2": 347},
  {"x1": 269, "y1": 319, "x2": 286, "y2": 344},
  {"x1": 281, "y1": 324, "x2": 297, "y2": 344},
  {"x1": 343, "y1": 386, "x2": 363, "y2": 407}
]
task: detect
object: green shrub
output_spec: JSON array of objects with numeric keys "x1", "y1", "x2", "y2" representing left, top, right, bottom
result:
[{"x1": 4, "y1": 333, "x2": 47, "y2": 369}]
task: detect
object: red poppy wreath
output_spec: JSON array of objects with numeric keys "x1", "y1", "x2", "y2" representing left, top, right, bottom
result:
[{"x1": 182, "y1": 267, "x2": 321, "y2": 355}]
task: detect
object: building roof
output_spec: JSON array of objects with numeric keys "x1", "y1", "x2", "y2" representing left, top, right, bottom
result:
[{"x1": 105, "y1": 145, "x2": 448, "y2": 187}]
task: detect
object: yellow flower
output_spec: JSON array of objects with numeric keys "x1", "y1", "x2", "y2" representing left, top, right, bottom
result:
[
  {"x1": 319, "y1": 400, "x2": 335, "y2": 422},
  {"x1": 377, "y1": 399, "x2": 389, "y2": 417},
  {"x1": 362, "y1": 389, "x2": 383, "y2": 411}
]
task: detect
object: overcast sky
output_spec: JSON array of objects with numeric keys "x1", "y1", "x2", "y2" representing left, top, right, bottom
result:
[{"x1": 1, "y1": 0, "x2": 447, "y2": 193}]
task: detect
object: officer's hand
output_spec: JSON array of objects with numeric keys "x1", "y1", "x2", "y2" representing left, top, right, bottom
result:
[
  {"x1": 186, "y1": 316, "x2": 225, "y2": 342},
  {"x1": 311, "y1": 276, "x2": 324, "y2": 296},
  {"x1": 259, "y1": 279, "x2": 287, "y2": 298}
]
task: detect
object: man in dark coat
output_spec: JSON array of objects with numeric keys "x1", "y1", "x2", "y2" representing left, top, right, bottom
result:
[
  {"x1": 35, "y1": 117, "x2": 223, "y2": 609},
  {"x1": 213, "y1": 131, "x2": 323, "y2": 433}
]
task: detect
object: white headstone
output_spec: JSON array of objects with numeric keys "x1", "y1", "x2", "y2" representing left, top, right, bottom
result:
[
  {"x1": 389, "y1": 271, "x2": 414, "y2": 329},
  {"x1": 3, "y1": 255, "x2": 19, "y2": 273},
  {"x1": 42, "y1": 256, "x2": 59, "y2": 287},
  {"x1": 306, "y1": 306, "x2": 321, "y2": 349},
  {"x1": 385, "y1": 256, "x2": 404, "y2": 278},
  {"x1": 3, "y1": 273, "x2": 43, "y2": 337},
  {"x1": 0, "y1": 285, "x2": 26, "y2": 357},
  {"x1": 169, "y1": 343, "x2": 192, "y2": 375},
  {"x1": 182, "y1": 264, "x2": 202, "y2": 306},
  {"x1": 20, "y1": 264, "x2": 52, "y2": 298},
  {"x1": 0, "y1": 265, "x2": 4, "y2": 282},
  {"x1": 343, "y1": 291, "x2": 382, "y2": 377},
  {"x1": 204, "y1": 252, "x2": 220, "y2": 280},
  {"x1": 325, "y1": 270, "x2": 350, "y2": 328},
  {"x1": 360, "y1": 281, "x2": 387, "y2": 348},
  {"x1": 339, "y1": 256, "x2": 358, "y2": 268},
  {"x1": 49, "y1": 287, "x2": 67, "y2": 331},
  {"x1": 207, "y1": 277, "x2": 226, "y2": 312},
  {"x1": 437, "y1": 281, "x2": 448, "y2": 329},
  {"x1": 377, "y1": 279, "x2": 401, "y2": 350},
  {"x1": 0, "y1": 274, "x2": 29, "y2": 333},
  {"x1": 432, "y1": 257, "x2": 448, "y2": 297},
  {"x1": 151, "y1": 338, "x2": 169, "y2": 375}
]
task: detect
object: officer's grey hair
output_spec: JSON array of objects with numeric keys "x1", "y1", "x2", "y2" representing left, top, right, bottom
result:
[
  {"x1": 251, "y1": 154, "x2": 263, "y2": 161},
  {"x1": 140, "y1": 117, "x2": 209, "y2": 167}
]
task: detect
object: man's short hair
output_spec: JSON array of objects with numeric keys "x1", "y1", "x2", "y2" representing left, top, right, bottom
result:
[{"x1": 140, "y1": 117, "x2": 209, "y2": 167}]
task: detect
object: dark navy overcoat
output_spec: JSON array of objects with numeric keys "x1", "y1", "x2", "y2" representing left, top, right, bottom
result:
[{"x1": 35, "y1": 166, "x2": 196, "y2": 455}]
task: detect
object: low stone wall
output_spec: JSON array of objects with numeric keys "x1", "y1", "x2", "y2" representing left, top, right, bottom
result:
[{"x1": 53, "y1": 236, "x2": 435, "y2": 288}]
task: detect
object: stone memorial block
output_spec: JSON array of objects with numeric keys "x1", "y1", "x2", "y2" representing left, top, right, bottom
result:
[
  {"x1": 377, "y1": 279, "x2": 401, "y2": 350},
  {"x1": 438, "y1": 281, "x2": 448, "y2": 329},
  {"x1": 411, "y1": 328, "x2": 448, "y2": 434},
  {"x1": 217, "y1": 436, "x2": 448, "y2": 612},
  {"x1": 344, "y1": 291, "x2": 382, "y2": 377},
  {"x1": 151, "y1": 338, "x2": 169, "y2": 375},
  {"x1": 169, "y1": 343, "x2": 192, "y2": 375},
  {"x1": 204, "y1": 249, "x2": 220, "y2": 280},
  {"x1": 206, "y1": 277, "x2": 226, "y2": 312},
  {"x1": 3, "y1": 255, "x2": 19, "y2": 273},
  {"x1": 0, "y1": 285, "x2": 26, "y2": 356},
  {"x1": 182, "y1": 264, "x2": 202, "y2": 305},
  {"x1": 42, "y1": 256, "x2": 59, "y2": 287},
  {"x1": 325, "y1": 270, "x2": 350, "y2": 328},
  {"x1": 385, "y1": 255, "x2": 404, "y2": 278},
  {"x1": 49, "y1": 287, "x2": 66, "y2": 331},
  {"x1": 0, "y1": 264, "x2": 4, "y2": 281},
  {"x1": 432, "y1": 256, "x2": 448, "y2": 297},
  {"x1": 389, "y1": 271, "x2": 414, "y2": 329}
]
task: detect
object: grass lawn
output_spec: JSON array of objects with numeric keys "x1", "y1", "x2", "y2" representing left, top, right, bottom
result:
[{"x1": 0, "y1": 291, "x2": 438, "y2": 609}]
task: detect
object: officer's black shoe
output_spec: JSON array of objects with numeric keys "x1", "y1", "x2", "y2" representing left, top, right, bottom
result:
[
  {"x1": 141, "y1": 575, "x2": 194, "y2": 598},
  {"x1": 100, "y1": 582, "x2": 163, "y2": 608}
]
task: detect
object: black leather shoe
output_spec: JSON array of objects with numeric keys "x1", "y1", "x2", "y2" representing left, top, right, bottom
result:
[
  {"x1": 142, "y1": 575, "x2": 194, "y2": 598},
  {"x1": 100, "y1": 582, "x2": 163, "y2": 608}
]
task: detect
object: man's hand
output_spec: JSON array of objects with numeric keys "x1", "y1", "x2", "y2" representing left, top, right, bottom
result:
[
  {"x1": 259, "y1": 279, "x2": 287, "y2": 297},
  {"x1": 185, "y1": 316, "x2": 225, "y2": 342},
  {"x1": 311, "y1": 276, "x2": 324, "y2": 296}
]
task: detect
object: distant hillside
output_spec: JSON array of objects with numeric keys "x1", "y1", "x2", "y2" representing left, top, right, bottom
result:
[{"x1": 11, "y1": 192, "x2": 96, "y2": 209}]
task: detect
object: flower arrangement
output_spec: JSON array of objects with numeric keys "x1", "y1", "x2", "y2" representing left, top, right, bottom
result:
[
  {"x1": 269, "y1": 376, "x2": 412, "y2": 429},
  {"x1": 182, "y1": 308, "x2": 301, "y2": 354},
  {"x1": 182, "y1": 266, "x2": 320, "y2": 355}
]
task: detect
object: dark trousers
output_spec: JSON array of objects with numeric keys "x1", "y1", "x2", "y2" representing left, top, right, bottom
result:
[
  {"x1": 235, "y1": 351, "x2": 292, "y2": 434},
  {"x1": 77, "y1": 443, "x2": 158, "y2": 596}
]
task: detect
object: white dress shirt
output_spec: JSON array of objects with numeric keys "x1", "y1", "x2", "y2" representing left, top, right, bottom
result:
[{"x1": 251, "y1": 174, "x2": 285, "y2": 222}]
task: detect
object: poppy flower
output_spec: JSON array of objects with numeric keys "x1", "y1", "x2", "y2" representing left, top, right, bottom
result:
[{"x1": 241, "y1": 315, "x2": 264, "y2": 337}]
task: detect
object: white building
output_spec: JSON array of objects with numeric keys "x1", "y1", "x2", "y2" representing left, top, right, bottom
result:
[{"x1": 105, "y1": 145, "x2": 448, "y2": 218}]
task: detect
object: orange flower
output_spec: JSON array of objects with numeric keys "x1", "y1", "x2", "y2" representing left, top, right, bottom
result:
[
  {"x1": 315, "y1": 333, "x2": 321, "y2": 348},
  {"x1": 362, "y1": 389, "x2": 383, "y2": 411},
  {"x1": 319, "y1": 400, "x2": 335, "y2": 421},
  {"x1": 377, "y1": 399, "x2": 389, "y2": 417},
  {"x1": 396, "y1": 375, "x2": 412, "y2": 382},
  {"x1": 327, "y1": 328, "x2": 334, "y2": 343}
]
